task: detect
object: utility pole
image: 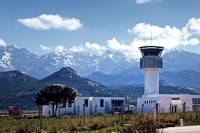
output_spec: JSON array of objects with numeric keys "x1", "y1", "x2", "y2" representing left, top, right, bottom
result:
[
  {"x1": 83, "y1": 104, "x2": 86, "y2": 124},
  {"x1": 39, "y1": 106, "x2": 42, "y2": 131},
  {"x1": 154, "y1": 103, "x2": 158, "y2": 126},
  {"x1": 183, "y1": 102, "x2": 186, "y2": 119}
]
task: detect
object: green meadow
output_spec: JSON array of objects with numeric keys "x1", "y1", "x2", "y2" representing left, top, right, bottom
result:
[{"x1": 0, "y1": 112, "x2": 200, "y2": 133}]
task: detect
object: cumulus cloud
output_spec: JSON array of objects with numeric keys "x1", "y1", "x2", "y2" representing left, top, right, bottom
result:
[
  {"x1": 107, "y1": 38, "x2": 141, "y2": 58},
  {"x1": 69, "y1": 42, "x2": 107, "y2": 55},
  {"x1": 69, "y1": 45, "x2": 85, "y2": 53},
  {"x1": 40, "y1": 18, "x2": 200, "y2": 59},
  {"x1": 40, "y1": 45, "x2": 52, "y2": 52},
  {"x1": 54, "y1": 45, "x2": 65, "y2": 54},
  {"x1": 108, "y1": 18, "x2": 200, "y2": 58},
  {"x1": 128, "y1": 19, "x2": 200, "y2": 49},
  {"x1": 40, "y1": 44, "x2": 66, "y2": 55},
  {"x1": 128, "y1": 23, "x2": 184, "y2": 49},
  {"x1": 0, "y1": 38, "x2": 6, "y2": 47},
  {"x1": 40, "y1": 42, "x2": 107, "y2": 56},
  {"x1": 183, "y1": 18, "x2": 200, "y2": 34},
  {"x1": 85, "y1": 42, "x2": 107, "y2": 55},
  {"x1": 18, "y1": 14, "x2": 82, "y2": 31},
  {"x1": 136, "y1": 0, "x2": 161, "y2": 4}
]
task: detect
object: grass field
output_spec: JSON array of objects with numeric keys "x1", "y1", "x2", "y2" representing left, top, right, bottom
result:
[{"x1": 0, "y1": 112, "x2": 200, "y2": 133}]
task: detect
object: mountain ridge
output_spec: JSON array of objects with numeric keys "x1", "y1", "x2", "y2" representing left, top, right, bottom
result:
[
  {"x1": 1, "y1": 45, "x2": 200, "y2": 90},
  {"x1": 0, "y1": 67, "x2": 119, "y2": 109}
]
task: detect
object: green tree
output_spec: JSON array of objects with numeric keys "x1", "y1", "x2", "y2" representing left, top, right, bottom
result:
[{"x1": 35, "y1": 84, "x2": 76, "y2": 116}]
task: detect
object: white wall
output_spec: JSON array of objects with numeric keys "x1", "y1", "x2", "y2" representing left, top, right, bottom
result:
[
  {"x1": 43, "y1": 96, "x2": 125, "y2": 116},
  {"x1": 137, "y1": 94, "x2": 200, "y2": 114},
  {"x1": 74, "y1": 97, "x2": 91, "y2": 115},
  {"x1": 144, "y1": 68, "x2": 159, "y2": 95},
  {"x1": 91, "y1": 97, "x2": 105, "y2": 114}
]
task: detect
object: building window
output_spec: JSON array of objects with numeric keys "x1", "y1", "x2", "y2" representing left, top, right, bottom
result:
[
  {"x1": 172, "y1": 98, "x2": 180, "y2": 100},
  {"x1": 111, "y1": 100, "x2": 124, "y2": 111},
  {"x1": 192, "y1": 98, "x2": 200, "y2": 104},
  {"x1": 84, "y1": 99, "x2": 88, "y2": 107},
  {"x1": 100, "y1": 99, "x2": 104, "y2": 107},
  {"x1": 68, "y1": 102, "x2": 72, "y2": 107}
]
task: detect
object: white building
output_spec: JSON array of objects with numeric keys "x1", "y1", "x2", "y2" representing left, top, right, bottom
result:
[
  {"x1": 137, "y1": 46, "x2": 200, "y2": 113},
  {"x1": 43, "y1": 96, "x2": 125, "y2": 116},
  {"x1": 137, "y1": 94, "x2": 200, "y2": 113}
]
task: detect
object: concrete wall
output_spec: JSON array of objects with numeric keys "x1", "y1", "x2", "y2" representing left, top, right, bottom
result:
[
  {"x1": 90, "y1": 97, "x2": 105, "y2": 115},
  {"x1": 137, "y1": 94, "x2": 200, "y2": 114},
  {"x1": 42, "y1": 96, "x2": 125, "y2": 116},
  {"x1": 144, "y1": 68, "x2": 159, "y2": 95}
]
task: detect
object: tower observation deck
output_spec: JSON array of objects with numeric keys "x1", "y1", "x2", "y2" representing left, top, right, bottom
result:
[
  {"x1": 139, "y1": 46, "x2": 164, "y2": 95},
  {"x1": 139, "y1": 46, "x2": 164, "y2": 69}
]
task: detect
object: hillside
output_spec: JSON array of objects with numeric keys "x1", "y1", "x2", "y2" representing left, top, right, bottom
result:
[
  {"x1": 29, "y1": 67, "x2": 116, "y2": 97},
  {"x1": 160, "y1": 70, "x2": 200, "y2": 88},
  {"x1": 0, "y1": 67, "x2": 120, "y2": 109},
  {"x1": 0, "y1": 70, "x2": 38, "y2": 109}
]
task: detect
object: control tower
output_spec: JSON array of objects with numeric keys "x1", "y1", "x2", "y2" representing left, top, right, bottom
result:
[{"x1": 139, "y1": 46, "x2": 164, "y2": 96}]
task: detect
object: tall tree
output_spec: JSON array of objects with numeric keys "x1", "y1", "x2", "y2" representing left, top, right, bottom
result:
[{"x1": 35, "y1": 84, "x2": 76, "y2": 116}]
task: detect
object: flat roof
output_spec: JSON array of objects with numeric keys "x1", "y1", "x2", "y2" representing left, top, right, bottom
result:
[{"x1": 139, "y1": 46, "x2": 164, "y2": 50}]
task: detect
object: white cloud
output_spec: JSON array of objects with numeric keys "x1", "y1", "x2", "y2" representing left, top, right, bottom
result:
[
  {"x1": 107, "y1": 38, "x2": 129, "y2": 51},
  {"x1": 40, "y1": 45, "x2": 52, "y2": 52},
  {"x1": 54, "y1": 45, "x2": 65, "y2": 54},
  {"x1": 136, "y1": 0, "x2": 161, "y2": 4},
  {"x1": 128, "y1": 20, "x2": 200, "y2": 49},
  {"x1": 0, "y1": 38, "x2": 6, "y2": 47},
  {"x1": 110, "y1": 18, "x2": 200, "y2": 58},
  {"x1": 85, "y1": 42, "x2": 107, "y2": 55},
  {"x1": 107, "y1": 38, "x2": 141, "y2": 58},
  {"x1": 39, "y1": 18, "x2": 200, "y2": 59},
  {"x1": 40, "y1": 44, "x2": 66, "y2": 55},
  {"x1": 183, "y1": 18, "x2": 200, "y2": 34},
  {"x1": 69, "y1": 45, "x2": 85, "y2": 53},
  {"x1": 18, "y1": 14, "x2": 82, "y2": 31},
  {"x1": 69, "y1": 42, "x2": 107, "y2": 55}
]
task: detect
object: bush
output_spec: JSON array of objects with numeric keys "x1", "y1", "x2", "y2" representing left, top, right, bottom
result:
[
  {"x1": 134, "y1": 115, "x2": 156, "y2": 133},
  {"x1": 1, "y1": 112, "x2": 200, "y2": 132}
]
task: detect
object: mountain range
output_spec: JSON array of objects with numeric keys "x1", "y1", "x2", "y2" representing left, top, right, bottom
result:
[
  {"x1": 0, "y1": 67, "x2": 198, "y2": 110},
  {"x1": 0, "y1": 67, "x2": 123, "y2": 109},
  {"x1": 1, "y1": 45, "x2": 200, "y2": 87},
  {"x1": 1, "y1": 45, "x2": 200, "y2": 109},
  {"x1": 0, "y1": 45, "x2": 135, "y2": 79}
]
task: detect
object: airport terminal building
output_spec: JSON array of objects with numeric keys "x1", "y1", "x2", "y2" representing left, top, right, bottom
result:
[
  {"x1": 43, "y1": 96, "x2": 125, "y2": 116},
  {"x1": 137, "y1": 46, "x2": 200, "y2": 113}
]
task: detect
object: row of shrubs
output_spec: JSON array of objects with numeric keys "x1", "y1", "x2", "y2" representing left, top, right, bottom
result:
[{"x1": 0, "y1": 112, "x2": 200, "y2": 133}]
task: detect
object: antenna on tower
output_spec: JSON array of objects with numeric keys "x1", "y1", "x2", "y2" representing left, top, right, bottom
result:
[{"x1": 151, "y1": 27, "x2": 153, "y2": 46}]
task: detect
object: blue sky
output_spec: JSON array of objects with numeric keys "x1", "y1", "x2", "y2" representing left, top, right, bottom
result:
[{"x1": 0, "y1": 0, "x2": 200, "y2": 58}]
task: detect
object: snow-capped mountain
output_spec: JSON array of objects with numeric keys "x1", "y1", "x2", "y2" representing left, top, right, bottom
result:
[
  {"x1": 1, "y1": 45, "x2": 200, "y2": 87},
  {"x1": 0, "y1": 45, "x2": 135, "y2": 79},
  {"x1": 163, "y1": 50, "x2": 200, "y2": 72}
]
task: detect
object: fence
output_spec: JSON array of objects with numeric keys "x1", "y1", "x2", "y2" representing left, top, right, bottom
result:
[{"x1": 0, "y1": 110, "x2": 38, "y2": 116}]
